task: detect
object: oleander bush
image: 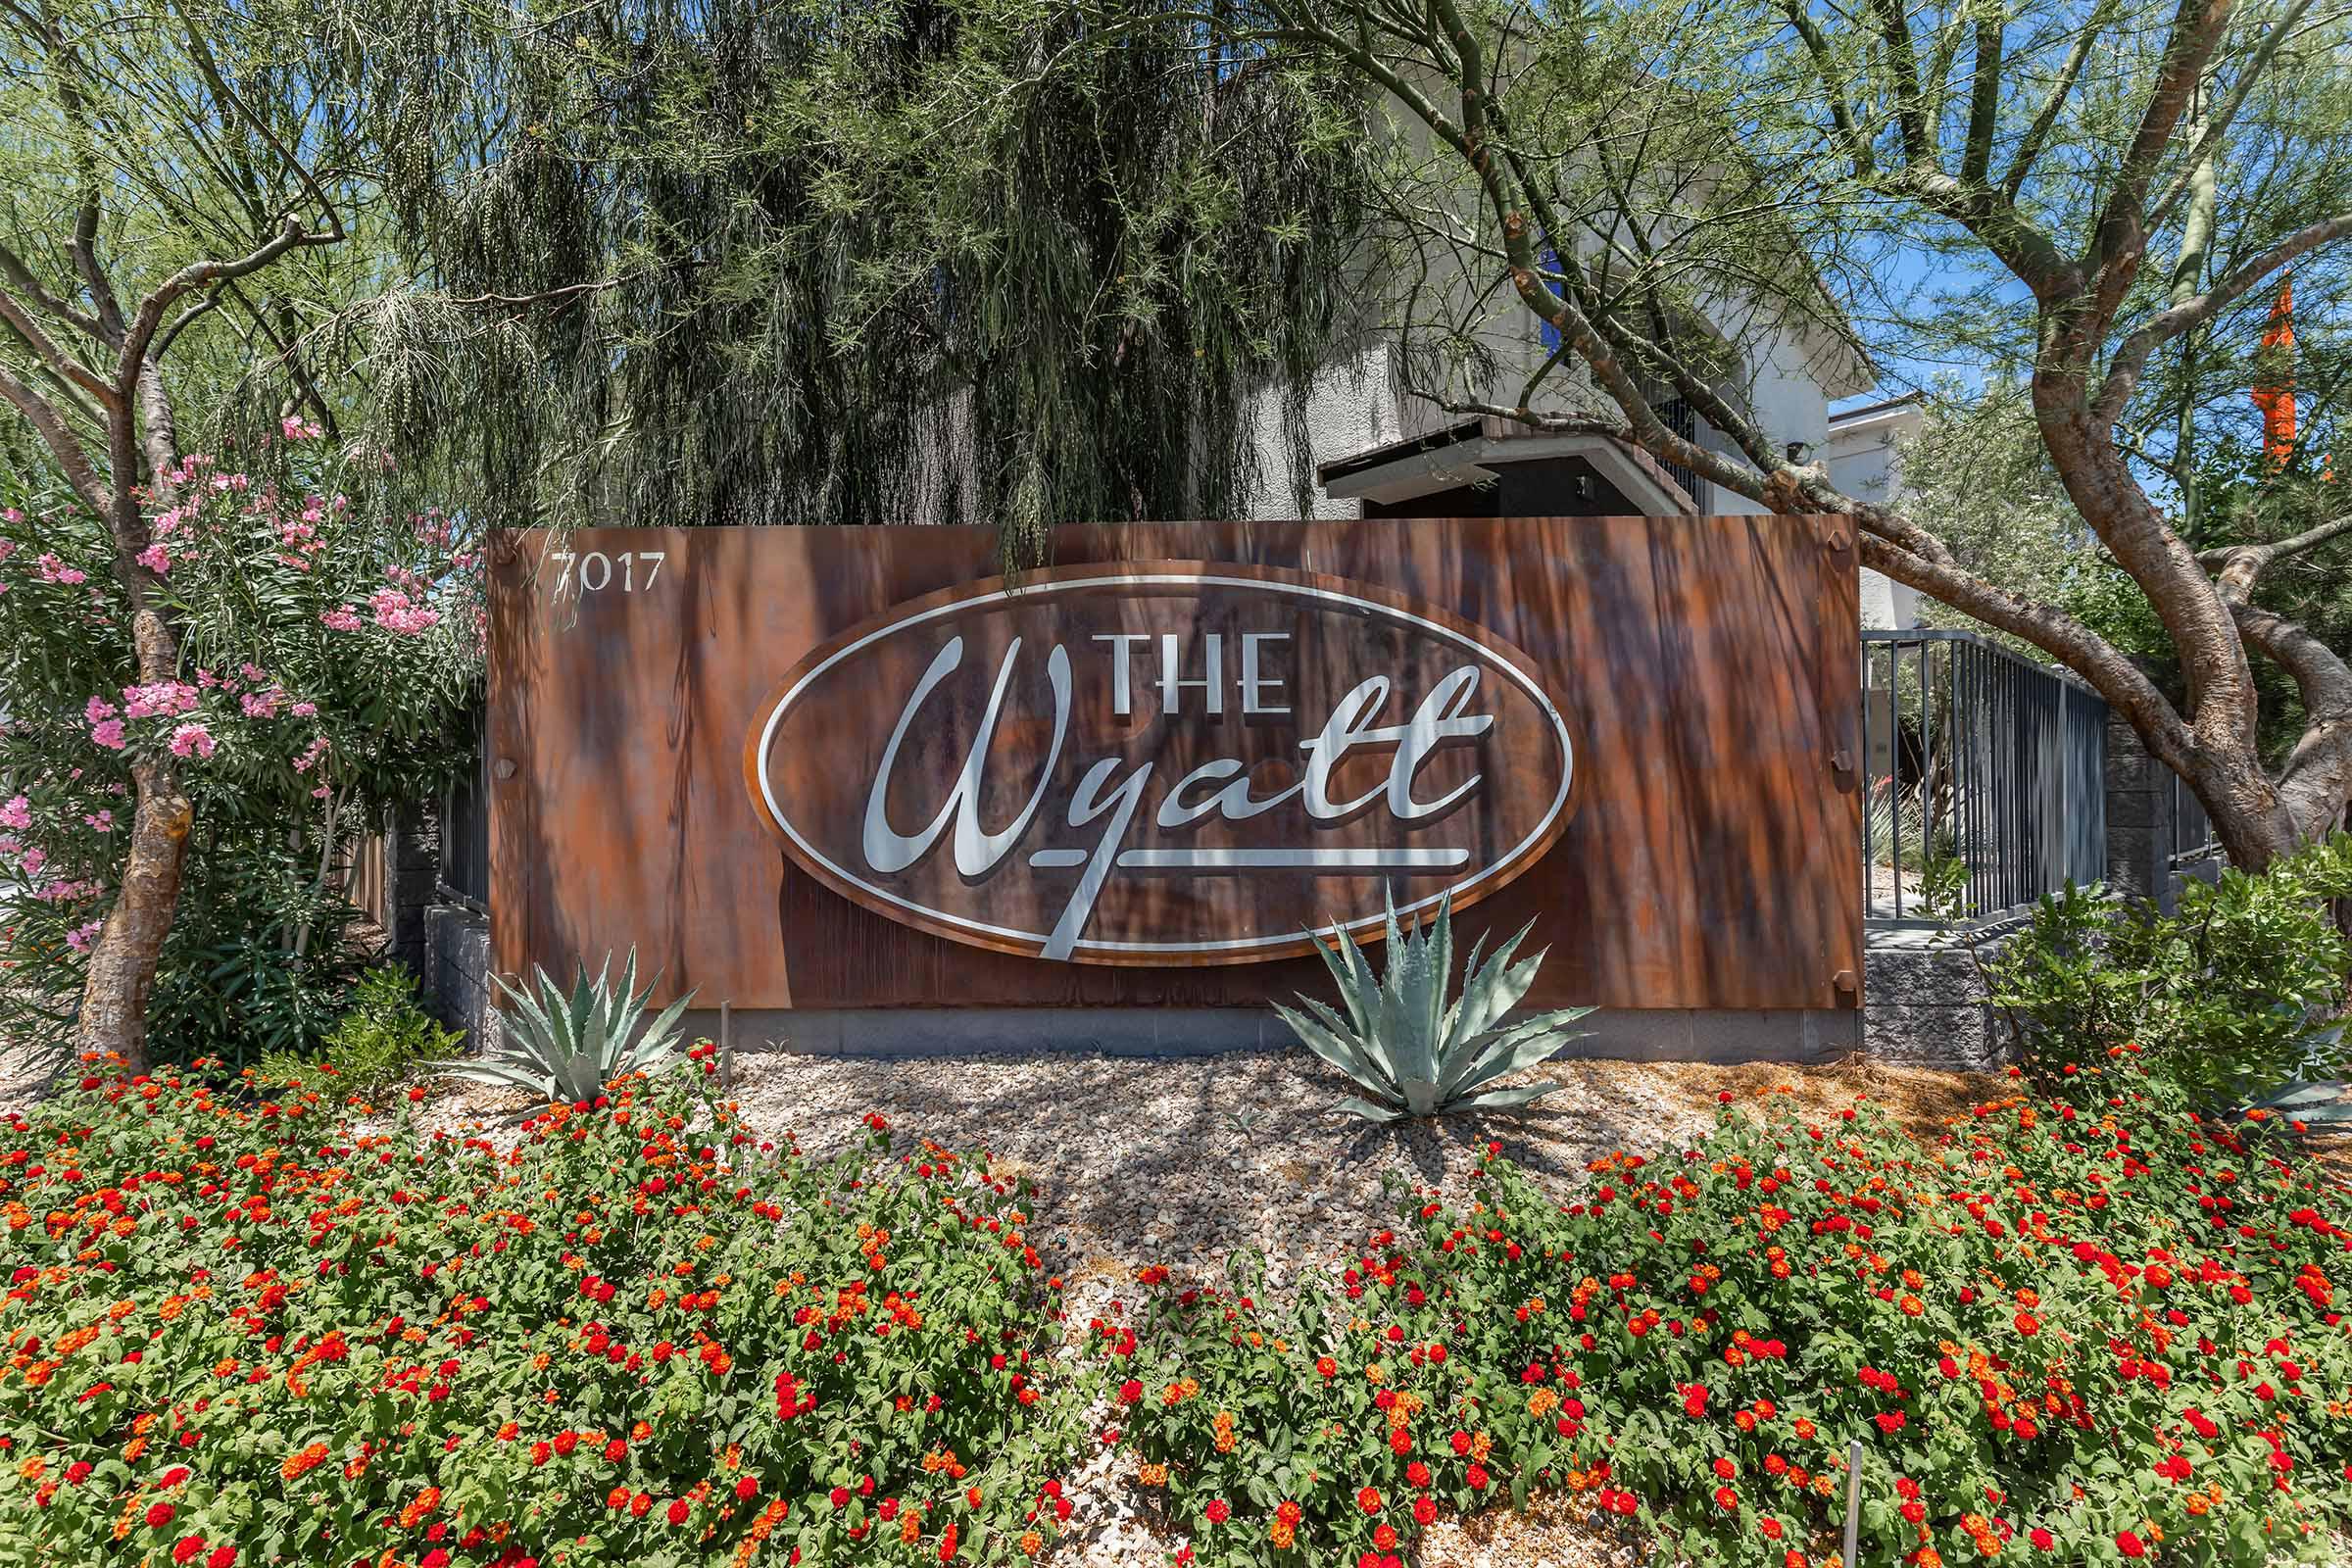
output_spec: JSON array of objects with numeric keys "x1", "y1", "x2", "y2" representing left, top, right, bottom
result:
[
  {"x1": 0, "y1": 1060, "x2": 1089, "y2": 1566},
  {"x1": 1111, "y1": 1058, "x2": 2352, "y2": 1568},
  {"x1": 0, "y1": 430, "x2": 480, "y2": 1064}
]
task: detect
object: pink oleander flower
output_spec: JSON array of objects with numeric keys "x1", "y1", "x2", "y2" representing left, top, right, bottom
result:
[
  {"x1": 239, "y1": 662, "x2": 269, "y2": 684},
  {"x1": 168, "y1": 722, "x2": 217, "y2": 760},
  {"x1": 294, "y1": 735, "x2": 330, "y2": 773},
  {"x1": 280, "y1": 416, "x2": 322, "y2": 441},
  {"x1": 368, "y1": 586, "x2": 442, "y2": 635},
  {"x1": 122, "y1": 680, "x2": 200, "y2": 719},
  {"x1": 35, "y1": 553, "x2": 86, "y2": 585},
  {"x1": 0, "y1": 795, "x2": 28, "y2": 830},
  {"x1": 66, "y1": 919, "x2": 102, "y2": 952},
  {"x1": 136, "y1": 542, "x2": 172, "y2": 574},
  {"x1": 320, "y1": 606, "x2": 364, "y2": 632},
  {"x1": 290, "y1": 701, "x2": 318, "y2": 718},
  {"x1": 239, "y1": 688, "x2": 282, "y2": 720},
  {"x1": 85, "y1": 696, "x2": 118, "y2": 725},
  {"x1": 83, "y1": 809, "x2": 114, "y2": 833},
  {"x1": 90, "y1": 719, "x2": 126, "y2": 751},
  {"x1": 21, "y1": 847, "x2": 45, "y2": 875}
]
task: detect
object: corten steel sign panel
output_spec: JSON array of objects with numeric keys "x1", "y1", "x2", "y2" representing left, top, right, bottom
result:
[{"x1": 488, "y1": 517, "x2": 1862, "y2": 1011}]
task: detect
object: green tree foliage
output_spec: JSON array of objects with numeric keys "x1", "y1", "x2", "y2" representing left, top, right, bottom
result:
[
  {"x1": 346, "y1": 1, "x2": 1374, "y2": 554},
  {"x1": 1192, "y1": 0, "x2": 2352, "y2": 863},
  {"x1": 1983, "y1": 835, "x2": 2352, "y2": 1103}
]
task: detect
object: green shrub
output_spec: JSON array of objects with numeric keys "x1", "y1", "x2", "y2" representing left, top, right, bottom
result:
[
  {"x1": 257, "y1": 964, "x2": 465, "y2": 1097},
  {"x1": 0, "y1": 1063, "x2": 1089, "y2": 1566},
  {"x1": 1983, "y1": 834, "x2": 2352, "y2": 1103},
  {"x1": 1111, "y1": 1062, "x2": 2352, "y2": 1567}
]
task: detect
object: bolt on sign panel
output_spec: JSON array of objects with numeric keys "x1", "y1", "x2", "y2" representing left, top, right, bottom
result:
[{"x1": 488, "y1": 517, "x2": 1861, "y2": 1011}]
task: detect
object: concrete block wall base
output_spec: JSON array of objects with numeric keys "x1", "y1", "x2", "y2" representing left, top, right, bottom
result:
[
  {"x1": 698, "y1": 1006, "x2": 1859, "y2": 1063},
  {"x1": 422, "y1": 904, "x2": 498, "y2": 1050},
  {"x1": 1862, "y1": 928, "x2": 2011, "y2": 1072}
]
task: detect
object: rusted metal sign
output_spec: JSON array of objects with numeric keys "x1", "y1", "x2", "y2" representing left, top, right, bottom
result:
[
  {"x1": 745, "y1": 562, "x2": 1573, "y2": 964},
  {"x1": 489, "y1": 517, "x2": 1861, "y2": 1011}
]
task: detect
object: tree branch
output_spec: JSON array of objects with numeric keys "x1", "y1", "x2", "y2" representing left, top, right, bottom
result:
[
  {"x1": 2092, "y1": 212, "x2": 2352, "y2": 427},
  {"x1": 2083, "y1": 0, "x2": 2236, "y2": 322},
  {"x1": 1861, "y1": 531, "x2": 2199, "y2": 770},
  {"x1": 0, "y1": 361, "x2": 109, "y2": 513},
  {"x1": 2230, "y1": 601, "x2": 2352, "y2": 829},
  {"x1": 0, "y1": 241, "x2": 104, "y2": 341},
  {"x1": 2199, "y1": 513, "x2": 2352, "y2": 601},
  {"x1": 2144, "y1": 0, "x2": 2325, "y2": 233},
  {"x1": 1962, "y1": 9, "x2": 2004, "y2": 187},
  {"x1": 149, "y1": 289, "x2": 222, "y2": 363},
  {"x1": 1778, "y1": 1, "x2": 1872, "y2": 175},
  {"x1": 115, "y1": 215, "x2": 337, "y2": 393},
  {"x1": 2000, "y1": 10, "x2": 2108, "y2": 201},
  {"x1": 1867, "y1": 0, "x2": 1935, "y2": 163},
  {"x1": 0, "y1": 282, "x2": 119, "y2": 408}
]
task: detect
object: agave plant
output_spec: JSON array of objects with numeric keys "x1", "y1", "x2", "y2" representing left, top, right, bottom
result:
[
  {"x1": 443, "y1": 950, "x2": 695, "y2": 1108},
  {"x1": 1274, "y1": 893, "x2": 1594, "y2": 1122}
]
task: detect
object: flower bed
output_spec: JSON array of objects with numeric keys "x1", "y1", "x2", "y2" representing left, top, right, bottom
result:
[
  {"x1": 0, "y1": 1065, "x2": 1087, "y2": 1565},
  {"x1": 1113, "y1": 1064, "x2": 2352, "y2": 1567}
]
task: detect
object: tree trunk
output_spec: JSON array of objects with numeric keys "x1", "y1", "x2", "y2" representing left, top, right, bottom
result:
[
  {"x1": 73, "y1": 751, "x2": 191, "y2": 1074},
  {"x1": 2184, "y1": 750, "x2": 2307, "y2": 871},
  {"x1": 71, "y1": 585, "x2": 189, "y2": 1073}
]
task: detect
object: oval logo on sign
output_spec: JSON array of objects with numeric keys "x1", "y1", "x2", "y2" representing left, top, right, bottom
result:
[{"x1": 745, "y1": 562, "x2": 1574, "y2": 964}]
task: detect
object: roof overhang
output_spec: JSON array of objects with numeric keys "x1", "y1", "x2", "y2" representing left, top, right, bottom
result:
[{"x1": 1316, "y1": 418, "x2": 1696, "y2": 514}]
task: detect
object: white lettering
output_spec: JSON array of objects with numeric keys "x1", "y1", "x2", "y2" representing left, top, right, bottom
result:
[
  {"x1": 853, "y1": 637, "x2": 1506, "y2": 957},
  {"x1": 862, "y1": 637, "x2": 1070, "y2": 877},
  {"x1": 1386, "y1": 667, "x2": 1493, "y2": 818},
  {"x1": 1240, "y1": 632, "x2": 1290, "y2": 715},
  {"x1": 1297, "y1": 676, "x2": 1395, "y2": 819},
  {"x1": 1044, "y1": 758, "x2": 1153, "y2": 960},
  {"x1": 1156, "y1": 633, "x2": 1223, "y2": 716},
  {"x1": 1092, "y1": 633, "x2": 1151, "y2": 716},
  {"x1": 1156, "y1": 760, "x2": 1244, "y2": 829}
]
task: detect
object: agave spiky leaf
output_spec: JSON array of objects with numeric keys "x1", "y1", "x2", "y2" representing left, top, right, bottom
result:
[
  {"x1": 446, "y1": 948, "x2": 697, "y2": 1111},
  {"x1": 1273, "y1": 893, "x2": 1598, "y2": 1121}
]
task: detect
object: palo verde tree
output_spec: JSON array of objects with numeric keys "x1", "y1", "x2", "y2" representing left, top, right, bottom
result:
[
  {"x1": 1193, "y1": 0, "x2": 2352, "y2": 868},
  {"x1": 0, "y1": 0, "x2": 376, "y2": 1069}
]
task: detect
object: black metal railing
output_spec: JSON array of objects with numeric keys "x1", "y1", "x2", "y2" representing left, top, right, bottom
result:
[
  {"x1": 1862, "y1": 631, "x2": 2107, "y2": 926},
  {"x1": 1656, "y1": 396, "x2": 1701, "y2": 508},
  {"x1": 2169, "y1": 768, "x2": 2223, "y2": 866},
  {"x1": 439, "y1": 710, "x2": 490, "y2": 907}
]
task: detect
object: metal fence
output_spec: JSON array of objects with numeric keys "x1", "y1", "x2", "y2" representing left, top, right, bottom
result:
[
  {"x1": 439, "y1": 712, "x2": 490, "y2": 907},
  {"x1": 1861, "y1": 630, "x2": 2108, "y2": 926},
  {"x1": 2170, "y1": 768, "x2": 2223, "y2": 865},
  {"x1": 1656, "y1": 397, "x2": 1701, "y2": 506}
]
